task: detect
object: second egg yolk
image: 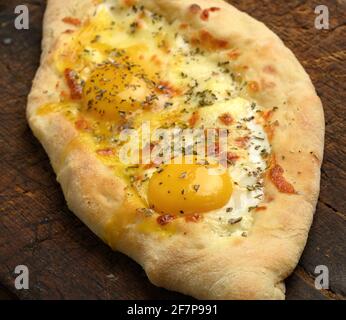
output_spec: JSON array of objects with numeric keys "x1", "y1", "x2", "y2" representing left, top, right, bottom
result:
[{"x1": 148, "y1": 163, "x2": 233, "y2": 215}]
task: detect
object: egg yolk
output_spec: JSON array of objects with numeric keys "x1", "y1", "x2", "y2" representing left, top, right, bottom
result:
[
  {"x1": 148, "y1": 163, "x2": 233, "y2": 215},
  {"x1": 83, "y1": 60, "x2": 156, "y2": 121}
]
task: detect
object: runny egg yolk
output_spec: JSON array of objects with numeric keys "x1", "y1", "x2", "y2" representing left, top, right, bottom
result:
[
  {"x1": 83, "y1": 60, "x2": 156, "y2": 121},
  {"x1": 148, "y1": 163, "x2": 233, "y2": 215}
]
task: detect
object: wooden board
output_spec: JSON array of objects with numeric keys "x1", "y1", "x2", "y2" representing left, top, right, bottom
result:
[{"x1": 0, "y1": 0, "x2": 345, "y2": 300}]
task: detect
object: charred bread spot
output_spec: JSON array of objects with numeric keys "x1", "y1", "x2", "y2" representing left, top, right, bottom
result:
[
  {"x1": 62, "y1": 17, "x2": 81, "y2": 26},
  {"x1": 123, "y1": 0, "x2": 136, "y2": 7},
  {"x1": 227, "y1": 49, "x2": 240, "y2": 60},
  {"x1": 247, "y1": 81, "x2": 260, "y2": 93},
  {"x1": 263, "y1": 65, "x2": 277, "y2": 74},
  {"x1": 189, "y1": 4, "x2": 202, "y2": 14},
  {"x1": 255, "y1": 206, "x2": 267, "y2": 212},
  {"x1": 270, "y1": 164, "x2": 296, "y2": 194},
  {"x1": 218, "y1": 113, "x2": 234, "y2": 125},
  {"x1": 200, "y1": 7, "x2": 220, "y2": 21},
  {"x1": 157, "y1": 214, "x2": 175, "y2": 226},
  {"x1": 185, "y1": 213, "x2": 202, "y2": 223},
  {"x1": 64, "y1": 68, "x2": 82, "y2": 100},
  {"x1": 188, "y1": 111, "x2": 200, "y2": 127},
  {"x1": 199, "y1": 30, "x2": 229, "y2": 50},
  {"x1": 75, "y1": 118, "x2": 90, "y2": 131},
  {"x1": 96, "y1": 148, "x2": 115, "y2": 156}
]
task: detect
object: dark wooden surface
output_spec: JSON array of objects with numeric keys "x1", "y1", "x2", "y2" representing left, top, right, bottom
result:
[{"x1": 0, "y1": 0, "x2": 345, "y2": 300}]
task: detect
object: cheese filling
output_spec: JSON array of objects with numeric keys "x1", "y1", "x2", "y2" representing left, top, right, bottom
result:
[{"x1": 38, "y1": 1, "x2": 271, "y2": 237}]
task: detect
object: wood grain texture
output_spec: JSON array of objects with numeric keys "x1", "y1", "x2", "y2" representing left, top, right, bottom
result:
[{"x1": 0, "y1": 0, "x2": 345, "y2": 300}]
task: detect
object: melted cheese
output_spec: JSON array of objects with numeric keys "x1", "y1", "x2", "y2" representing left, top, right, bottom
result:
[{"x1": 38, "y1": 1, "x2": 271, "y2": 238}]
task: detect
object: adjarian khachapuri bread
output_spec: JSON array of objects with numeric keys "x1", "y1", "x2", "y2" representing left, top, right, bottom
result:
[{"x1": 27, "y1": 0, "x2": 324, "y2": 299}]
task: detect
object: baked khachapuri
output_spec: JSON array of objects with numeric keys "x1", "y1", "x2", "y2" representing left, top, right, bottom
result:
[{"x1": 27, "y1": 0, "x2": 324, "y2": 299}]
